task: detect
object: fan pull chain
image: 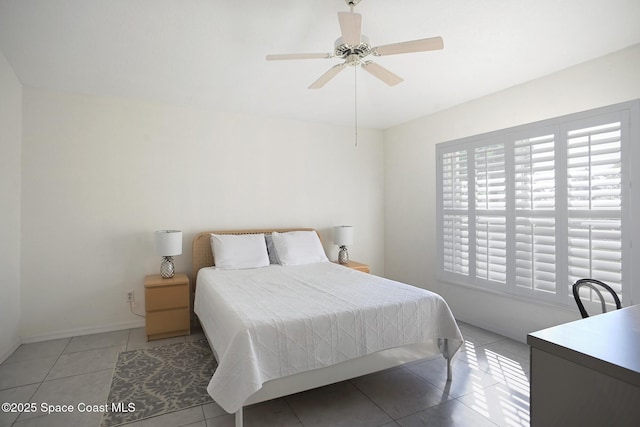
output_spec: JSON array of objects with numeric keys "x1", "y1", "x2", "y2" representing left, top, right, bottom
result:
[{"x1": 354, "y1": 65, "x2": 358, "y2": 147}]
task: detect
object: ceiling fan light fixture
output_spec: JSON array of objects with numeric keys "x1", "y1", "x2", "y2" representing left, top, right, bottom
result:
[{"x1": 346, "y1": 54, "x2": 361, "y2": 66}]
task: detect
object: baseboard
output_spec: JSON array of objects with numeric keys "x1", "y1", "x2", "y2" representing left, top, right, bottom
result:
[
  {"x1": 455, "y1": 316, "x2": 525, "y2": 344},
  {"x1": 0, "y1": 337, "x2": 21, "y2": 364},
  {"x1": 20, "y1": 319, "x2": 146, "y2": 344}
]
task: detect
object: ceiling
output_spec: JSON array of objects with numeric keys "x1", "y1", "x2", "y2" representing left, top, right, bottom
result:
[{"x1": 1, "y1": 0, "x2": 639, "y2": 129}]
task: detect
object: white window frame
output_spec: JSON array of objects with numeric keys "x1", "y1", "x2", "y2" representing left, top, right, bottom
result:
[{"x1": 436, "y1": 100, "x2": 638, "y2": 307}]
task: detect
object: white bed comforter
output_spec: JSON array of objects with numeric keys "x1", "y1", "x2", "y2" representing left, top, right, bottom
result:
[{"x1": 194, "y1": 262, "x2": 463, "y2": 413}]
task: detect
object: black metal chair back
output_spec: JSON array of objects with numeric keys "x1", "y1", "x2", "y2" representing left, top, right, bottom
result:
[{"x1": 572, "y1": 278, "x2": 622, "y2": 319}]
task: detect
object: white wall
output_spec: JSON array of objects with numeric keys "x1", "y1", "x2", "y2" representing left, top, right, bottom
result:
[
  {"x1": 0, "y1": 50, "x2": 22, "y2": 361},
  {"x1": 384, "y1": 44, "x2": 640, "y2": 342},
  {"x1": 14, "y1": 43, "x2": 640, "y2": 344},
  {"x1": 20, "y1": 88, "x2": 384, "y2": 341}
]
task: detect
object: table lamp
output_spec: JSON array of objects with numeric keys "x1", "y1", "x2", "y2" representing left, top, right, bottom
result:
[
  {"x1": 155, "y1": 230, "x2": 182, "y2": 278},
  {"x1": 333, "y1": 225, "x2": 353, "y2": 265}
]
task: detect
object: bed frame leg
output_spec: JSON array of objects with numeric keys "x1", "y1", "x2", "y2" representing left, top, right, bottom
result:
[
  {"x1": 444, "y1": 338, "x2": 452, "y2": 382},
  {"x1": 235, "y1": 408, "x2": 243, "y2": 427}
]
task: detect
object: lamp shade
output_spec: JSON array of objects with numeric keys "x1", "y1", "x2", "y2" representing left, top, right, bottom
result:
[
  {"x1": 155, "y1": 230, "x2": 182, "y2": 257},
  {"x1": 333, "y1": 225, "x2": 354, "y2": 246}
]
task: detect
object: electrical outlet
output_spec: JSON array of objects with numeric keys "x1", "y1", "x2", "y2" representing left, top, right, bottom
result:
[{"x1": 126, "y1": 290, "x2": 134, "y2": 303}]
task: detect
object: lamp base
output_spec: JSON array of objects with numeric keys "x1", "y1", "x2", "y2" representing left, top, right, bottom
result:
[
  {"x1": 160, "y1": 256, "x2": 175, "y2": 278},
  {"x1": 338, "y1": 246, "x2": 349, "y2": 265}
]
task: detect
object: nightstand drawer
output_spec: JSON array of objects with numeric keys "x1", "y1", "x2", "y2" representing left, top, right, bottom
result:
[
  {"x1": 146, "y1": 284, "x2": 189, "y2": 311},
  {"x1": 146, "y1": 308, "x2": 190, "y2": 336}
]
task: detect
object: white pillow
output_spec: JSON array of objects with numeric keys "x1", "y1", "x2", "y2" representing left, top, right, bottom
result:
[
  {"x1": 270, "y1": 231, "x2": 329, "y2": 265},
  {"x1": 264, "y1": 233, "x2": 281, "y2": 264},
  {"x1": 210, "y1": 233, "x2": 270, "y2": 270}
]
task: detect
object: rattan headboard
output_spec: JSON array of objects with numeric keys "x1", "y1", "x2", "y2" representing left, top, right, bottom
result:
[{"x1": 191, "y1": 228, "x2": 320, "y2": 282}]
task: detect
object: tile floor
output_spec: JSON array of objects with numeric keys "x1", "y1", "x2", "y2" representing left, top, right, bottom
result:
[{"x1": 0, "y1": 322, "x2": 530, "y2": 427}]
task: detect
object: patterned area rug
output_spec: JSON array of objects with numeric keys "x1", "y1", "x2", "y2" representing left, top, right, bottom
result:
[{"x1": 101, "y1": 339, "x2": 217, "y2": 427}]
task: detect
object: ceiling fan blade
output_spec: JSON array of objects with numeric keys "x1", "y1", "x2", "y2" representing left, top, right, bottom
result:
[
  {"x1": 337, "y1": 12, "x2": 362, "y2": 46},
  {"x1": 266, "y1": 53, "x2": 331, "y2": 61},
  {"x1": 374, "y1": 36, "x2": 444, "y2": 56},
  {"x1": 309, "y1": 63, "x2": 347, "y2": 89},
  {"x1": 361, "y1": 62, "x2": 404, "y2": 86}
]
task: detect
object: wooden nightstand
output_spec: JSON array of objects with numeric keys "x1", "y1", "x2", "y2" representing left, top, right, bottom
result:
[
  {"x1": 144, "y1": 273, "x2": 190, "y2": 341},
  {"x1": 334, "y1": 260, "x2": 370, "y2": 273}
]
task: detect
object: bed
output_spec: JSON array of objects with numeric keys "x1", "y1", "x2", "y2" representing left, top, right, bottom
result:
[{"x1": 192, "y1": 228, "x2": 463, "y2": 427}]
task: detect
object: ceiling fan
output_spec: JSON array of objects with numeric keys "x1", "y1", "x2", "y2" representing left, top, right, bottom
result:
[{"x1": 266, "y1": 0, "x2": 444, "y2": 89}]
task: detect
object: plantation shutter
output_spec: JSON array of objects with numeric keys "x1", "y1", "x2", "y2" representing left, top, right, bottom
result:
[
  {"x1": 474, "y1": 144, "x2": 506, "y2": 283},
  {"x1": 513, "y1": 135, "x2": 557, "y2": 295},
  {"x1": 441, "y1": 150, "x2": 469, "y2": 275},
  {"x1": 476, "y1": 215, "x2": 506, "y2": 282},
  {"x1": 443, "y1": 215, "x2": 469, "y2": 274},
  {"x1": 566, "y1": 121, "x2": 623, "y2": 304},
  {"x1": 436, "y1": 100, "x2": 633, "y2": 306},
  {"x1": 474, "y1": 144, "x2": 506, "y2": 210}
]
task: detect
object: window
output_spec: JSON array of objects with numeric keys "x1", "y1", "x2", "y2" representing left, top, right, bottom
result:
[{"x1": 436, "y1": 101, "x2": 637, "y2": 307}]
